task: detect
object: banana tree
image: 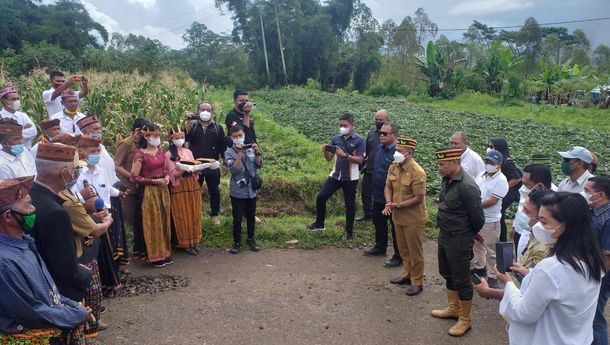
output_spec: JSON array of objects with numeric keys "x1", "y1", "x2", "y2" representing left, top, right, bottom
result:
[
  {"x1": 415, "y1": 41, "x2": 466, "y2": 97},
  {"x1": 484, "y1": 40, "x2": 523, "y2": 94}
]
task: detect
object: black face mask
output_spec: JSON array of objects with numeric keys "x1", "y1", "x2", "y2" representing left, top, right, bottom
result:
[{"x1": 375, "y1": 122, "x2": 384, "y2": 130}]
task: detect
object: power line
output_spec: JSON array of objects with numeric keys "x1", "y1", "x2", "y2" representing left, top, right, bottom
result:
[
  {"x1": 393, "y1": 16, "x2": 610, "y2": 33},
  {"x1": 146, "y1": 4, "x2": 216, "y2": 27},
  {"x1": 150, "y1": 13, "x2": 225, "y2": 38}
]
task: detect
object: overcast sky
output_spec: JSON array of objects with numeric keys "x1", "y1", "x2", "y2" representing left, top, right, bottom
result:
[{"x1": 72, "y1": 0, "x2": 610, "y2": 50}]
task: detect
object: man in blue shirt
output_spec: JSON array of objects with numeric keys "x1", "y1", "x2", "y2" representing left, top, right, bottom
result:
[
  {"x1": 586, "y1": 176, "x2": 610, "y2": 345},
  {"x1": 0, "y1": 175, "x2": 90, "y2": 342},
  {"x1": 308, "y1": 113, "x2": 365, "y2": 240},
  {"x1": 362, "y1": 123, "x2": 402, "y2": 267}
]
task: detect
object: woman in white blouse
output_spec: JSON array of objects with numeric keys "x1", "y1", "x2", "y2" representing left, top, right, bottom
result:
[{"x1": 496, "y1": 192, "x2": 604, "y2": 345}]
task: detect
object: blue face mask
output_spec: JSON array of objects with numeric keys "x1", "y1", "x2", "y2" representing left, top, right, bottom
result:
[
  {"x1": 10, "y1": 144, "x2": 24, "y2": 155},
  {"x1": 87, "y1": 154, "x2": 101, "y2": 166},
  {"x1": 232, "y1": 136, "x2": 245, "y2": 146},
  {"x1": 90, "y1": 132, "x2": 102, "y2": 139}
]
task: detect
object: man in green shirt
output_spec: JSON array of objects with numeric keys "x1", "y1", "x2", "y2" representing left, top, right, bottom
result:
[{"x1": 431, "y1": 147, "x2": 485, "y2": 337}]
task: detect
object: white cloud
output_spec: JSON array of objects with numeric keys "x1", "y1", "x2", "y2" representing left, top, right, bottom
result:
[
  {"x1": 127, "y1": 0, "x2": 156, "y2": 9},
  {"x1": 81, "y1": 1, "x2": 121, "y2": 33},
  {"x1": 450, "y1": 0, "x2": 534, "y2": 15},
  {"x1": 129, "y1": 25, "x2": 186, "y2": 49},
  {"x1": 186, "y1": 0, "x2": 216, "y2": 11}
]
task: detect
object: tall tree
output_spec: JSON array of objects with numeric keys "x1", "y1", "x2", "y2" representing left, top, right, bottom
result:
[
  {"x1": 517, "y1": 17, "x2": 542, "y2": 76},
  {"x1": 593, "y1": 44, "x2": 610, "y2": 74}
]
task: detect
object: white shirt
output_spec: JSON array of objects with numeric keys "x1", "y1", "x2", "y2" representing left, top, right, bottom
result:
[
  {"x1": 0, "y1": 108, "x2": 37, "y2": 149},
  {"x1": 558, "y1": 170, "x2": 594, "y2": 193},
  {"x1": 50, "y1": 111, "x2": 85, "y2": 135},
  {"x1": 42, "y1": 88, "x2": 81, "y2": 117},
  {"x1": 0, "y1": 149, "x2": 37, "y2": 179},
  {"x1": 500, "y1": 256, "x2": 601, "y2": 345},
  {"x1": 29, "y1": 142, "x2": 40, "y2": 159},
  {"x1": 75, "y1": 165, "x2": 120, "y2": 208},
  {"x1": 460, "y1": 147, "x2": 485, "y2": 179},
  {"x1": 99, "y1": 144, "x2": 119, "y2": 185},
  {"x1": 475, "y1": 170, "x2": 509, "y2": 223}
]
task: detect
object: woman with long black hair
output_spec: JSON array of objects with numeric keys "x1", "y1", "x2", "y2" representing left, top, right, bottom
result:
[
  {"x1": 489, "y1": 137, "x2": 522, "y2": 242},
  {"x1": 497, "y1": 192, "x2": 604, "y2": 345},
  {"x1": 130, "y1": 122, "x2": 173, "y2": 268}
]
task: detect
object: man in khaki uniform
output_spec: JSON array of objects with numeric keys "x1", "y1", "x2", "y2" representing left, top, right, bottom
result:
[{"x1": 383, "y1": 138, "x2": 427, "y2": 296}]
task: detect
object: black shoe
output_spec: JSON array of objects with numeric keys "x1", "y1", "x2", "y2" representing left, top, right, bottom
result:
[
  {"x1": 184, "y1": 247, "x2": 198, "y2": 256},
  {"x1": 363, "y1": 247, "x2": 386, "y2": 257},
  {"x1": 307, "y1": 222, "x2": 325, "y2": 231},
  {"x1": 151, "y1": 260, "x2": 166, "y2": 268},
  {"x1": 100, "y1": 306, "x2": 107, "y2": 314},
  {"x1": 344, "y1": 233, "x2": 353, "y2": 241},
  {"x1": 384, "y1": 257, "x2": 402, "y2": 268},
  {"x1": 194, "y1": 246, "x2": 202, "y2": 254},
  {"x1": 247, "y1": 239, "x2": 260, "y2": 252},
  {"x1": 164, "y1": 257, "x2": 174, "y2": 265},
  {"x1": 390, "y1": 276, "x2": 411, "y2": 285},
  {"x1": 355, "y1": 215, "x2": 372, "y2": 221},
  {"x1": 230, "y1": 243, "x2": 240, "y2": 254}
]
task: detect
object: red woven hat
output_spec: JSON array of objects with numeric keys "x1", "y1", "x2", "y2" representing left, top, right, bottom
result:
[
  {"x1": 76, "y1": 115, "x2": 99, "y2": 130},
  {"x1": 0, "y1": 176, "x2": 34, "y2": 208},
  {"x1": 0, "y1": 85, "x2": 17, "y2": 99},
  {"x1": 39, "y1": 119, "x2": 61, "y2": 131},
  {"x1": 78, "y1": 135, "x2": 102, "y2": 148},
  {"x1": 0, "y1": 118, "x2": 23, "y2": 137},
  {"x1": 36, "y1": 142, "x2": 77, "y2": 162}
]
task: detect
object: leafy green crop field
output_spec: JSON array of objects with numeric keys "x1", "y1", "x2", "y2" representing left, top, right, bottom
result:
[{"x1": 254, "y1": 89, "x2": 610, "y2": 194}]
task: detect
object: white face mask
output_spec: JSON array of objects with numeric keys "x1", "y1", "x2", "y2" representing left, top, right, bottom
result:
[
  {"x1": 147, "y1": 136, "x2": 161, "y2": 147},
  {"x1": 339, "y1": 126, "x2": 351, "y2": 136},
  {"x1": 532, "y1": 221, "x2": 560, "y2": 247},
  {"x1": 485, "y1": 164, "x2": 499, "y2": 174},
  {"x1": 393, "y1": 151, "x2": 405, "y2": 164},
  {"x1": 519, "y1": 184, "x2": 531, "y2": 200},
  {"x1": 233, "y1": 136, "x2": 245, "y2": 146},
  {"x1": 12, "y1": 100, "x2": 21, "y2": 111},
  {"x1": 199, "y1": 111, "x2": 212, "y2": 122},
  {"x1": 172, "y1": 138, "x2": 185, "y2": 147},
  {"x1": 580, "y1": 191, "x2": 600, "y2": 206}
]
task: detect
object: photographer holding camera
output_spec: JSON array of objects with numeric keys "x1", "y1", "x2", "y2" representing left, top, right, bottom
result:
[
  {"x1": 225, "y1": 90, "x2": 256, "y2": 144},
  {"x1": 185, "y1": 102, "x2": 226, "y2": 227},
  {"x1": 225, "y1": 125, "x2": 263, "y2": 255}
]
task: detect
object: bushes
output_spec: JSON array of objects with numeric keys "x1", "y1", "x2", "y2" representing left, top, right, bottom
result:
[
  {"x1": 2, "y1": 41, "x2": 78, "y2": 76},
  {"x1": 366, "y1": 76, "x2": 409, "y2": 97}
]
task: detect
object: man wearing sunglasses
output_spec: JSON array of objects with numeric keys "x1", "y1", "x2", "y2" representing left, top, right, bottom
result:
[
  {"x1": 363, "y1": 123, "x2": 403, "y2": 268},
  {"x1": 557, "y1": 146, "x2": 594, "y2": 193},
  {"x1": 357, "y1": 110, "x2": 389, "y2": 222}
]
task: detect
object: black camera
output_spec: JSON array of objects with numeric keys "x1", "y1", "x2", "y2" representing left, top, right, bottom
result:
[
  {"x1": 186, "y1": 114, "x2": 199, "y2": 121},
  {"x1": 236, "y1": 178, "x2": 248, "y2": 187}
]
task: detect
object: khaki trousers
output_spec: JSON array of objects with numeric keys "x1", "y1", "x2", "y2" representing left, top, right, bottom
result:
[
  {"x1": 471, "y1": 221, "x2": 501, "y2": 279},
  {"x1": 395, "y1": 223, "x2": 425, "y2": 285}
]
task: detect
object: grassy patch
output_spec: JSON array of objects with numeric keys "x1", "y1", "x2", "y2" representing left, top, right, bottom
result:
[{"x1": 410, "y1": 91, "x2": 610, "y2": 132}]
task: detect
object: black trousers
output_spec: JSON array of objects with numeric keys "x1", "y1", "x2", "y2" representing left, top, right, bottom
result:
[
  {"x1": 438, "y1": 231, "x2": 475, "y2": 301},
  {"x1": 315, "y1": 177, "x2": 358, "y2": 234},
  {"x1": 230, "y1": 196, "x2": 257, "y2": 244},
  {"x1": 372, "y1": 201, "x2": 401, "y2": 258},
  {"x1": 198, "y1": 168, "x2": 221, "y2": 216},
  {"x1": 360, "y1": 173, "x2": 373, "y2": 218}
]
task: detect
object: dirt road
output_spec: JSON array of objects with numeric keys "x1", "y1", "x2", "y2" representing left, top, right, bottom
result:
[{"x1": 99, "y1": 240, "x2": 509, "y2": 345}]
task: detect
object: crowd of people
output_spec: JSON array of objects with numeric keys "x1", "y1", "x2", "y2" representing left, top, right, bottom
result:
[{"x1": 0, "y1": 70, "x2": 608, "y2": 345}]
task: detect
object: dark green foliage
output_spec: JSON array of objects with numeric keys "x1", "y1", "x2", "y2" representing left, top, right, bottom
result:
[{"x1": 366, "y1": 76, "x2": 409, "y2": 97}]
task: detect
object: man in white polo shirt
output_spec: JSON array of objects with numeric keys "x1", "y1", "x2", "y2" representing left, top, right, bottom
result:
[
  {"x1": 557, "y1": 146, "x2": 594, "y2": 193},
  {"x1": 42, "y1": 71, "x2": 88, "y2": 117},
  {"x1": 0, "y1": 119, "x2": 36, "y2": 179},
  {"x1": 50, "y1": 89, "x2": 85, "y2": 135},
  {"x1": 0, "y1": 86, "x2": 37, "y2": 149},
  {"x1": 450, "y1": 131, "x2": 485, "y2": 179},
  {"x1": 471, "y1": 149, "x2": 508, "y2": 288}
]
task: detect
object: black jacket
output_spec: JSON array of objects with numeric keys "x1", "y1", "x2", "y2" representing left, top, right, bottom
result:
[
  {"x1": 185, "y1": 121, "x2": 227, "y2": 161},
  {"x1": 225, "y1": 109, "x2": 257, "y2": 144},
  {"x1": 30, "y1": 183, "x2": 92, "y2": 302}
]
